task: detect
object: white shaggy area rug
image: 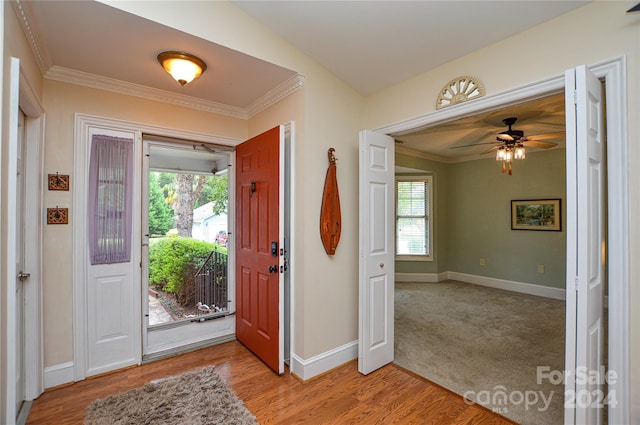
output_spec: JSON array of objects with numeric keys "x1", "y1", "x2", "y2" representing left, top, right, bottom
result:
[{"x1": 84, "y1": 366, "x2": 256, "y2": 425}]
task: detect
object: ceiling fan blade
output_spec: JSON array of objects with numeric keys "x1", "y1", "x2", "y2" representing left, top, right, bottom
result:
[
  {"x1": 525, "y1": 131, "x2": 565, "y2": 141},
  {"x1": 481, "y1": 146, "x2": 499, "y2": 154},
  {"x1": 449, "y1": 141, "x2": 498, "y2": 149},
  {"x1": 522, "y1": 140, "x2": 558, "y2": 149}
]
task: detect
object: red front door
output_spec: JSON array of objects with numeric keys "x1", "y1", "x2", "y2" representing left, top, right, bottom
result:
[{"x1": 235, "y1": 126, "x2": 283, "y2": 374}]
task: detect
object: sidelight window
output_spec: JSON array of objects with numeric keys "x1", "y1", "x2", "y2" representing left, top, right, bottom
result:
[{"x1": 88, "y1": 134, "x2": 133, "y2": 264}]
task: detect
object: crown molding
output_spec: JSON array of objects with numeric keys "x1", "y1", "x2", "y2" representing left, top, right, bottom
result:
[
  {"x1": 45, "y1": 66, "x2": 304, "y2": 120},
  {"x1": 45, "y1": 66, "x2": 249, "y2": 118},
  {"x1": 11, "y1": 0, "x2": 54, "y2": 75},
  {"x1": 246, "y1": 74, "x2": 305, "y2": 118}
]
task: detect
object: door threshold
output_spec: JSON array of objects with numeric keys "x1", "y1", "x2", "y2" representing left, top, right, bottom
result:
[{"x1": 142, "y1": 335, "x2": 236, "y2": 364}]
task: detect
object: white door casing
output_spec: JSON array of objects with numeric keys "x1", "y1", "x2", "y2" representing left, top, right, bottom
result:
[
  {"x1": 564, "y1": 65, "x2": 606, "y2": 425},
  {"x1": 74, "y1": 114, "x2": 246, "y2": 379},
  {"x1": 3, "y1": 57, "x2": 20, "y2": 423},
  {"x1": 358, "y1": 130, "x2": 395, "y2": 375}
]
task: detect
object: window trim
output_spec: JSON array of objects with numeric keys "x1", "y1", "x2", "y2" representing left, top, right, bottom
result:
[{"x1": 395, "y1": 175, "x2": 433, "y2": 262}]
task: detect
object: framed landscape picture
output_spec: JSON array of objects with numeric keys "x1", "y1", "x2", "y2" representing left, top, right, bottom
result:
[{"x1": 511, "y1": 199, "x2": 561, "y2": 231}]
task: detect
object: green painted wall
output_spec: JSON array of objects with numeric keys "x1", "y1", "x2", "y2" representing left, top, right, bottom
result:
[
  {"x1": 395, "y1": 153, "x2": 449, "y2": 274},
  {"x1": 396, "y1": 148, "x2": 566, "y2": 288}
]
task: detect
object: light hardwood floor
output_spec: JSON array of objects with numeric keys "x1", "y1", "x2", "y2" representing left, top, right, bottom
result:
[{"x1": 27, "y1": 341, "x2": 516, "y2": 424}]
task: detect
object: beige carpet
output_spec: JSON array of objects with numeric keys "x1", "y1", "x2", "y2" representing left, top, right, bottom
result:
[
  {"x1": 84, "y1": 366, "x2": 256, "y2": 425},
  {"x1": 394, "y1": 280, "x2": 565, "y2": 425}
]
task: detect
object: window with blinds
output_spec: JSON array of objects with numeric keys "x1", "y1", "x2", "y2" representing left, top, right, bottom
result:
[{"x1": 396, "y1": 177, "x2": 432, "y2": 259}]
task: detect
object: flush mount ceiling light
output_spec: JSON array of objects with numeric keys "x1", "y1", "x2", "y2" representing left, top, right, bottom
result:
[{"x1": 157, "y1": 51, "x2": 207, "y2": 86}]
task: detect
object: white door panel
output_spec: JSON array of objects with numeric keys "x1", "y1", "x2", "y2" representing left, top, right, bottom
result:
[
  {"x1": 359, "y1": 130, "x2": 394, "y2": 375},
  {"x1": 565, "y1": 65, "x2": 605, "y2": 425},
  {"x1": 87, "y1": 270, "x2": 137, "y2": 375},
  {"x1": 83, "y1": 126, "x2": 140, "y2": 377}
]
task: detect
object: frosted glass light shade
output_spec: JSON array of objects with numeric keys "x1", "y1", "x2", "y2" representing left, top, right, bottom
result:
[{"x1": 157, "y1": 51, "x2": 207, "y2": 86}]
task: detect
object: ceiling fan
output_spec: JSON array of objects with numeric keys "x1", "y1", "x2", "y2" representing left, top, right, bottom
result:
[{"x1": 450, "y1": 117, "x2": 563, "y2": 175}]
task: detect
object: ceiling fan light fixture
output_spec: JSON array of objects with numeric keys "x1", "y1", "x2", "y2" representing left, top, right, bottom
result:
[
  {"x1": 505, "y1": 149, "x2": 513, "y2": 162},
  {"x1": 157, "y1": 51, "x2": 207, "y2": 86},
  {"x1": 514, "y1": 144, "x2": 526, "y2": 160}
]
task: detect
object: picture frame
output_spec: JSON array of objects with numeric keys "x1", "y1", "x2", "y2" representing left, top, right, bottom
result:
[
  {"x1": 47, "y1": 207, "x2": 69, "y2": 225},
  {"x1": 48, "y1": 173, "x2": 70, "y2": 191},
  {"x1": 511, "y1": 199, "x2": 561, "y2": 231}
]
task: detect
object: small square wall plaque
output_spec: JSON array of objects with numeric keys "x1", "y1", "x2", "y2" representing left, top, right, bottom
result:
[
  {"x1": 47, "y1": 207, "x2": 69, "y2": 224},
  {"x1": 48, "y1": 173, "x2": 69, "y2": 191}
]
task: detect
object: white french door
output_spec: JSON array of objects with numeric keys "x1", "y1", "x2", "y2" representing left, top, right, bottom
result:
[
  {"x1": 358, "y1": 130, "x2": 395, "y2": 375},
  {"x1": 564, "y1": 65, "x2": 606, "y2": 425}
]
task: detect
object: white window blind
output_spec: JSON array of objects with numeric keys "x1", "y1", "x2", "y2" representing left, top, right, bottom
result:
[{"x1": 396, "y1": 178, "x2": 431, "y2": 257}]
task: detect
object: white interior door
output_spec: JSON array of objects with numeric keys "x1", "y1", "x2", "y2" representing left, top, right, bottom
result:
[
  {"x1": 564, "y1": 65, "x2": 605, "y2": 425},
  {"x1": 15, "y1": 106, "x2": 27, "y2": 417},
  {"x1": 358, "y1": 130, "x2": 395, "y2": 375}
]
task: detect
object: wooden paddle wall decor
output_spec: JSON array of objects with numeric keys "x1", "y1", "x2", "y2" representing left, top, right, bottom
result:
[{"x1": 320, "y1": 148, "x2": 341, "y2": 255}]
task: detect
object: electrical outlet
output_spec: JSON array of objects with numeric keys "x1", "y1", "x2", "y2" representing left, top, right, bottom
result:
[
  {"x1": 537, "y1": 264, "x2": 545, "y2": 274},
  {"x1": 479, "y1": 258, "x2": 485, "y2": 266}
]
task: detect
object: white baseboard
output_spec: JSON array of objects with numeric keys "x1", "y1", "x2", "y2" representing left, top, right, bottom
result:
[
  {"x1": 290, "y1": 340, "x2": 358, "y2": 381},
  {"x1": 394, "y1": 272, "x2": 448, "y2": 283},
  {"x1": 395, "y1": 271, "x2": 565, "y2": 300},
  {"x1": 447, "y1": 272, "x2": 566, "y2": 300},
  {"x1": 44, "y1": 361, "x2": 74, "y2": 389}
]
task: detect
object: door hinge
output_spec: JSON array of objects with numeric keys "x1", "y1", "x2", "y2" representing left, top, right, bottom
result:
[
  {"x1": 573, "y1": 90, "x2": 578, "y2": 105},
  {"x1": 574, "y1": 276, "x2": 579, "y2": 292}
]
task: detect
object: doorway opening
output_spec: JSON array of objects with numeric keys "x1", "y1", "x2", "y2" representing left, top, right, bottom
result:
[
  {"x1": 142, "y1": 136, "x2": 236, "y2": 358},
  {"x1": 392, "y1": 92, "x2": 575, "y2": 424},
  {"x1": 370, "y1": 59, "x2": 629, "y2": 422}
]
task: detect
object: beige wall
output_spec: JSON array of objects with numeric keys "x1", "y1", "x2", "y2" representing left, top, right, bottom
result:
[
  {"x1": 41, "y1": 80, "x2": 247, "y2": 366},
  {"x1": 2, "y1": 2, "x2": 46, "y2": 417},
  {"x1": 364, "y1": 2, "x2": 639, "y2": 130},
  {"x1": 4, "y1": 2, "x2": 43, "y2": 100},
  {"x1": 104, "y1": 0, "x2": 367, "y2": 359}
]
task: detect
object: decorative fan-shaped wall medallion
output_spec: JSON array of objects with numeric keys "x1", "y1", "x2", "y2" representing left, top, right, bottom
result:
[{"x1": 436, "y1": 76, "x2": 485, "y2": 110}]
